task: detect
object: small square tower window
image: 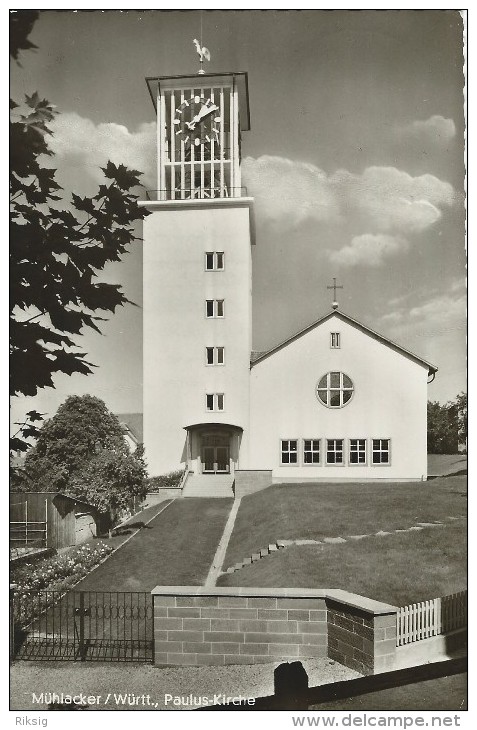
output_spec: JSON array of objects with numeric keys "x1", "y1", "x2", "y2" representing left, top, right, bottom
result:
[
  {"x1": 205, "y1": 347, "x2": 225, "y2": 365},
  {"x1": 206, "y1": 393, "x2": 225, "y2": 412},
  {"x1": 330, "y1": 332, "x2": 341, "y2": 349},
  {"x1": 205, "y1": 300, "x2": 225, "y2": 318},
  {"x1": 205, "y1": 252, "x2": 225, "y2": 271}
]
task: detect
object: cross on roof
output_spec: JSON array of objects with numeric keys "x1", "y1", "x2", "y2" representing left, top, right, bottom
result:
[{"x1": 327, "y1": 277, "x2": 343, "y2": 309}]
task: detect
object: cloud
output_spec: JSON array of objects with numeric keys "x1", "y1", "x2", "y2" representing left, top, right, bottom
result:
[
  {"x1": 242, "y1": 155, "x2": 454, "y2": 235},
  {"x1": 379, "y1": 290, "x2": 466, "y2": 341},
  {"x1": 330, "y1": 166, "x2": 454, "y2": 233},
  {"x1": 49, "y1": 112, "x2": 156, "y2": 190},
  {"x1": 46, "y1": 118, "x2": 454, "y2": 245},
  {"x1": 329, "y1": 233, "x2": 409, "y2": 267},
  {"x1": 395, "y1": 115, "x2": 456, "y2": 143},
  {"x1": 242, "y1": 155, "x2": 340, "y2": 229}
]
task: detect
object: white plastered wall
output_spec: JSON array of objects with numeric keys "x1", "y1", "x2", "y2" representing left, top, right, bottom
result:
[
  {"x1": 143, "y1": 201, "x2": 252, "y2": 476},
  {"x1": 248, "y1": 314, "x2": 429, "y2": 481}
]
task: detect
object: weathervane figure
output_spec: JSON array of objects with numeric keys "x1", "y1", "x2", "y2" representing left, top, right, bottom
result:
[{"x1": 193, "y1": 38, "x2": 211, "y2": 75}]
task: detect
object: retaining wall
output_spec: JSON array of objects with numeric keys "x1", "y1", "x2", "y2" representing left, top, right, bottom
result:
[
  {"x1": 152, "y1": 586, "x2": 398, "y2": 674},
  {"x1": 234, "y1": 471, "x2": 272, "y2": 498}
]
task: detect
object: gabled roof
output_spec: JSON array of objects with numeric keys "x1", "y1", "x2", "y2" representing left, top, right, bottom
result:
[
  {"x1": 250, "y1": 308, "x2": 438, "y2": 375},
  {"x1": 115, "y1": 413, "x2": 143, "y2": 442}
]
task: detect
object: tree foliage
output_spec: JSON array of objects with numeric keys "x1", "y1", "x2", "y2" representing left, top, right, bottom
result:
[
  {"x1": 10, "y1": 13, "x2": 149, "y2": 453},
  {"x1": 455, "y1": 391, "x2": 467, "y2": 447},
  {"x1": 427, "y1": 396, "x2": 464, "y2": 454},
  {"x1": 18, "y1": 395, "x2": 147, "y2": 514}
]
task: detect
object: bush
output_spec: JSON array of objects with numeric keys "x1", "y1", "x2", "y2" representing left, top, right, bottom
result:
[{"x1": 145, "y1": 470, "x2": 183, "y2": 492}]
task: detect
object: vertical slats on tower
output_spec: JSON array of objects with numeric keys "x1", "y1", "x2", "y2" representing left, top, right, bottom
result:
[
  {"x1": 180, "y1": 89, "x2": 185, "y2": 199},
  {"x1": 220, "y1": 87, "x2": 225, "y2": 196},
  {"x1": 200, "y1": 88, "x2": 206, "y2": 194},
  {"x1": 170, "y1": 89, "x2": 175, "y2": 199},
  {"x1": 190, "y1": 90, "x2": 195, "y2": 197},
  {"x1": 210, "y1": 87, "x2": 215, "y2": 195},
  {"x1": 229, "y1": 83, "x2": 234, "y2": 196}
]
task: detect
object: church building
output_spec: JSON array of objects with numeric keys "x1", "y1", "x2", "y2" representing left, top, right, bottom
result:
[{"x1": 140, "y1": 68, "x2": 437, "y2": 496}]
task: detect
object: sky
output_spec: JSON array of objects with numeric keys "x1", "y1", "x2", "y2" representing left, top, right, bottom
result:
[{"x1": 10, "y1": 9, "x2": 466, "y2": 430}]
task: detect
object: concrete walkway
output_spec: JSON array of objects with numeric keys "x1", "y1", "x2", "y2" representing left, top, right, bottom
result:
[{"x1": 205, "y1": 498, "x2": 241, "y2": 586}]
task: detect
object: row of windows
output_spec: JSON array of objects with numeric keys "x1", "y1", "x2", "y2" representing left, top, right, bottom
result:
[{"x1": 280, "y1": 438, "x2": 391, "y2": 466}]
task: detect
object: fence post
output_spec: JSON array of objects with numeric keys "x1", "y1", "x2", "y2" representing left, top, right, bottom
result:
[{"x1": 79, "y1": 592, "x2": 85, "y2": 661}]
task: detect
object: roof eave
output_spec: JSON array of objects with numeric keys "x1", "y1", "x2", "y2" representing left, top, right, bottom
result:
[{"x1": 250, "y1": 309, "x2": 438, "y2": 375}]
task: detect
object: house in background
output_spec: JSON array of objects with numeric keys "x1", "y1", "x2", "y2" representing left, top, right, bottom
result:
[{"x1": 116, "y1": 412, "x2": 143, "y2": 453}]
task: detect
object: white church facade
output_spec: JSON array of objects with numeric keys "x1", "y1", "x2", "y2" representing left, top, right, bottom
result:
[{"x1": 140, "y1": 70, "x2": 437, "y2": 493}]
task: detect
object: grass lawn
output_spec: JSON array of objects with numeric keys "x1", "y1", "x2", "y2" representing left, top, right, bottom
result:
[
  {"x1": 75, "y1": 498, "x2": 232, "y2": 591},
  {"x1": 218, "y1": 475, "x2": 466, "y2": 606},
  {"x1": 428, "y1": 453, "x2": 467, "y2": 476},
  {"x1": 217, "y1": 522, "x2": 466, "y2": 606}
]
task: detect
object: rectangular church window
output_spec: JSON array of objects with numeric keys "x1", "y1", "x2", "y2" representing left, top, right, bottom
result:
[
  {"x1": 216, "y1": 393, "x2": 224, "y2": 411},
  {"x1": 326, "y1": 439, "x2": 344, "y2": 464},
  {"x1": 349, "y1": 439, "x2": 367, "y2": 464},
  {"x1": 281, "y1": 439, "x2": 298, "y2": 465},
  {"x1": 206, "y1": 394, "x2": 214, "y2": 411},
  {"x1": 372, "y1": 439, "x2": 390, "y2": 464},
  {"x1": 206, "y1": 347, "x2": 214, "y2": 365},
  {"x1": 216, "y1": 300, "x2": 224, "y2": 317},
  {"x1": 206, "y1": 300, "x2": 214, "y2": 317},
  {"x1": 205, "y1": 252, "x2": 215, "y2": 270},
  {"x1": 304, "y1": 439, "x2": 320, "y2": 464},
  {"x1": 216, "y1": 252, "x2": 224, "y2": 270},
  {"x1": 330, "y1": 332, "x2": 341, "y2": 348},
  {"x1": 217, "y1": 347, "x2": 225, "y2": 364}
]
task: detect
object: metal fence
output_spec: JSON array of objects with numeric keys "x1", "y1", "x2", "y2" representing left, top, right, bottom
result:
[
  {"x1": 145, "y1": 186, "x2": 248, "y2": 201},
  {"x1": 10, "y1": 590, "x2": 153, "y2": 662},
  {"x1": 396, "y1": 590, "x2": 467, "y2": 646}
]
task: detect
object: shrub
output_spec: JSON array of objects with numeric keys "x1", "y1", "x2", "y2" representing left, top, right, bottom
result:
[{"x1": 145, "y1": 470, "x2": 183, "y2": 492}]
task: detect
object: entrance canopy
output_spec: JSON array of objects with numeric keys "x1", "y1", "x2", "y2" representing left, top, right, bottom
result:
[
  {"x1": 183, "y1": 423, "x2": 243, "y2": 475},
  {"x1": 183, "y1": 422, "x2": 243, "y2": 433}
]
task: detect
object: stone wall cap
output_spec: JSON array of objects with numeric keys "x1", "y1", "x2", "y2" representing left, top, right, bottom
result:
[{"x1": 151, "y1": 586, "x2": 398, "y2": 614}]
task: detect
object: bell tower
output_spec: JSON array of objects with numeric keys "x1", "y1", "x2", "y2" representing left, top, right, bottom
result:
[{"x1": 140, "y1": 72, "x2": 254, "y2": 479}]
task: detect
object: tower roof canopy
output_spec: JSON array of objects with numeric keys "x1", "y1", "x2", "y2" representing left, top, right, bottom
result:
[{"x1": 145, "y1": 72, "x2": 250, "y2": 130}]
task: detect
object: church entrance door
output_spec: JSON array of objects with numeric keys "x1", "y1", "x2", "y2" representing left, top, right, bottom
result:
[{"x1": 201, "y1": 434, "x2": 230, "y2": 474}]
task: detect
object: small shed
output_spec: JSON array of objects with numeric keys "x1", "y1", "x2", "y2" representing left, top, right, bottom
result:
[{"x1": 9, "y1": 492, "x2": 105, "y2": 549}]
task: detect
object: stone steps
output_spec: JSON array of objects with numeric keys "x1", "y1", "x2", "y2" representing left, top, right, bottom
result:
[{"x1": 182, "y1": 473, "x2": 235, "y2": 498}]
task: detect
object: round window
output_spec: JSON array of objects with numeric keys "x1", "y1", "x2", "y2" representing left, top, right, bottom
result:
[{"x1": 316, "y1": 371, "x2": 354, "y2": 408}]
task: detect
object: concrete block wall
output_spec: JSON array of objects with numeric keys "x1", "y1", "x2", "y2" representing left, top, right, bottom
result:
[
  {"x1": 327, "y1": 600, "x2": 397, "y2": 675},
  {"x1": 152, "y1": 587, "x2": 398, "y2": 673},
  {"x1": 234, "y1": 470, "x2": 272, "y2": 498}
]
